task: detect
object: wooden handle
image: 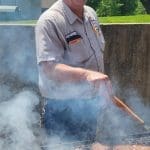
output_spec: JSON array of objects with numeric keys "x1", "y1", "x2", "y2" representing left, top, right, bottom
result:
[{"x1": 112, "y1": 96, "x2": 144, "y2": 124}]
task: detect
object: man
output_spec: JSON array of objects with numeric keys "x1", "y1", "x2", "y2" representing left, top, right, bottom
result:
[{"x1": 35, "y1": 0, "x2": 113, "y2": 140}]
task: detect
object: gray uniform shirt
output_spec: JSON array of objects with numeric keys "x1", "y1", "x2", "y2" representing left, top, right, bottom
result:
[{"x1": 35, "y1": 0, "x2": 105, "y2": 99}]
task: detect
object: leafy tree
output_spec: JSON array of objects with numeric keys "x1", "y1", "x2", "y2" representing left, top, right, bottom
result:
[
  {"x1": 86, "y1": 0, "x2": 101, "y2": 10},
  {"x1": 135, "y1": 0, "x2": 146, "y2": 14},
  {"x1": 87, "y1": 0, "x2": 148, "y2": 16},
  {"x1": 140, "y1": 0, "x2": 150, "y2": 14},
  {"x1": 97, "y1": 0, "x2": 122, "y2": 16},
  {"x1": 119, "y1": 0, "x2": 138, "y2": 15}
]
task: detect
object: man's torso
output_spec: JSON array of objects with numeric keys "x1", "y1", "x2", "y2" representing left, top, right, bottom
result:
[{"x1": 36, "y1": 0, "x2": 105, "y2": 99}]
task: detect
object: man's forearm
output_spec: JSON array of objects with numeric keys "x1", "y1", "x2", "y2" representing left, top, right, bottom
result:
[
  {"x1": 40, "y1": 61, "x2": 113, "y2": 100},
  {"x1": 40, "y1": 61, "x2": 109, "y2": 95},
  {"x1": 40, "y1": 61, "x2": 88, "y2": 83}
]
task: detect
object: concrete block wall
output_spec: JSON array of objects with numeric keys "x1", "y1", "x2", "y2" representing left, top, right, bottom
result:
[{"x1": 102, "y1": 24, "x2": 150, "y2": 104}]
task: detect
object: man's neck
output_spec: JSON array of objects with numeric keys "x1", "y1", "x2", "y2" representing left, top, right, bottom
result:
[
  {"x1": 73, "y1": 8, "x2": 84, "y2": 20},
  {"x1": 64, "y1": 0, "x2": 84, "y2": 20}
]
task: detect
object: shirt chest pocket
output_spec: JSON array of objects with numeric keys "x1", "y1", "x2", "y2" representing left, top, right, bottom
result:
[{"x1": 67, "y1": 37, "x2": 90, "y2": 64}]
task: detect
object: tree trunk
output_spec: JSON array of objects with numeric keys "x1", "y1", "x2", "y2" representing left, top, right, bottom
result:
[{"x1": 140, "y1": 0, "x2": 150, "y2": 14}]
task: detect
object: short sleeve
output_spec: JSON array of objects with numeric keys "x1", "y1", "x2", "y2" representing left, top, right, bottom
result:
[
  {"x1": 85, "y1": 5, "x2": 105, "y2": 52},
  {"x1": 35, "y1": 19, "x2": 65, "y2": 64}
]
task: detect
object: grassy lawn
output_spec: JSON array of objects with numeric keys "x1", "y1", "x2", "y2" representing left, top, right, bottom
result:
[
  {"x1": 0, "y1": 15, "x2": 150, "y2": 25},
  {"x1": 0, "y1": 20, "x2": 37, "y2": 25},
  {"x1": 100, "y1": 15, "x2": 150, "y2": 24}
]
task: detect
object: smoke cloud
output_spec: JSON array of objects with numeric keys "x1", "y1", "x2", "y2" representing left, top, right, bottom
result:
[
  {"x1": 96, "y1": 86, "x2": 150, "y2": 145},
  {"x1": 0, "y1": 89, "x2": 41, "y2": 150},
  {"x1": 0, "y1": 83, "x2": 149, "y2": 150},
  {"x1": 0, "y1": 86, "x2": 96, "y2": 150},
  {"x1": 0, "y1": 22, "x2": 149, "y2": 149}
]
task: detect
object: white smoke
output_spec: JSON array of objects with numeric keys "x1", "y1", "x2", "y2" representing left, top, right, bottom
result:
[
  {"x1": 0, "y1": 86, "x2": 85, "y2": 150},
  {"x1": 0, "y1": 90, "x2": 41, "y2": 150},
  {"x1": 0, "y1": 84, "x2": 150, "y2": 149},
  {"x1": 125, "y1": 88, "x2": 150, "y2": 125},
  {"x1": 0, "y1": 24, "x2": 149, "y2": 147},
  {"x1": 96, "y1": 85, "x2": 150, "y2": 145}
]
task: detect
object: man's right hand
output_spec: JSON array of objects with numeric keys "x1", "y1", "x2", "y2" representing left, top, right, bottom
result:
[{"x1": 84, "y1": 70, "x2": 114, "y2": 100}]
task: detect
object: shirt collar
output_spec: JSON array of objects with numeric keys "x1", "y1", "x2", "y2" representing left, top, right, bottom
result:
[{"x1": 61, "y1": 0, "x2": 88, "y2": 24}]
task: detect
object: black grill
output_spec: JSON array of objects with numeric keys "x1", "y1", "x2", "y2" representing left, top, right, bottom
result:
[
  {"x1": 122, "y1": 132, "x2": 150, "y2": 146},
  {"x1": 41, "y1": 132, "x2": 150, "y2": 150}
]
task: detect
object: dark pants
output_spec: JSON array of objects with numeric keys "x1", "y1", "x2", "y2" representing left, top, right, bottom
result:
[{"x1": 43, "y1": 98, "x2": 103, "y2": 141}]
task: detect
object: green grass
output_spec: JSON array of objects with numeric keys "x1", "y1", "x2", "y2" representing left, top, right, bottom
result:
[
  {"x1": 0, "y1": 15, "x2": 150, "y2": 25},
  {"x1": 100, "y1": 15, "x2": 150, "y2": 24},
  {"x1": 0, "y1": 20, "x2": 37, "y2": 25}
]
